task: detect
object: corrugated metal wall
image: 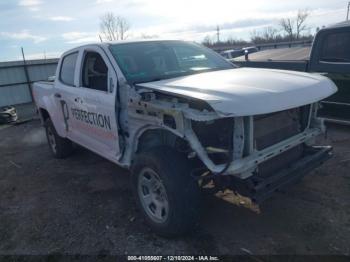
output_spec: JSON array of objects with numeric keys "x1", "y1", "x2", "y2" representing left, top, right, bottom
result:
[{"x1": 0, "y1": 59, "x2": 59, "y2": 107}]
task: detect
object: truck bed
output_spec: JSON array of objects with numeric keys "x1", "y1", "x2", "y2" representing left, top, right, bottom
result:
[
  {"x1": 32, "y1": 81, "x2": 55, "y2": 110},
  {"x1": 232, "y1": 60, "x2": 309, "y2": 72},
  {"x1": 231, "y1": 46, "x2": 311, "y2": 72}
]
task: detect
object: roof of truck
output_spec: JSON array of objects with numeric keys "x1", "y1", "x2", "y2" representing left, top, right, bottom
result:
[
  {"x1": 107, "y1": 39, "x2": 179, "y2": 45},
  {"x1": 327, "y1": 20, "x2": 350, "y2": 29},
  {"x1": 92, "y1": 39, "x2": 183, "y2": 48},
  {"x1": 62, "y1": 39, "x2": 187, "y2": 55}
]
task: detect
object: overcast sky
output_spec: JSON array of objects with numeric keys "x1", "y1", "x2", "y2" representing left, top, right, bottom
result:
[{"x1": 0, "y1": 0, "x2": 348, "y2": 61}]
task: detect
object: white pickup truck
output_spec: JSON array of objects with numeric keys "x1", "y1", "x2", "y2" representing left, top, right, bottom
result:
[{"x1": 33, "y1": 40, "x2": 337, "y2": 236}]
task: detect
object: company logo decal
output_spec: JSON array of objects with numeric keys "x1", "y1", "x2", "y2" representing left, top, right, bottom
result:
[
  {"x1": 60, "y1": 100, "x2": 112, "y2": 132},
  {"x1": 70, "y1": 108, "x2": 111, "y2": 130}
]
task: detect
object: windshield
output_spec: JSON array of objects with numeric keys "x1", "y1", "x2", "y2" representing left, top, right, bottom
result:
[{"x1": 109, "y1": 41, "x2": 235, "y2": 84}]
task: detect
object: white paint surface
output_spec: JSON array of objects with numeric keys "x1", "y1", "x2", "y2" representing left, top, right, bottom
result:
[{"x1": 138, "y1": 68, "x2": 338, "y2": 116}]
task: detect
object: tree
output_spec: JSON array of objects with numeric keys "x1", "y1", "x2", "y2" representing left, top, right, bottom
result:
[
  {"x1": 100, "y1": 12, "x2": 130, "y2": 41},
  {"x1": 280, "y1": 9, "x2": 309, "y2": 41},
  {"x1": 295, "y1": 10, "x2": 309, "y2": 40},
  {"x1": 202, "y1": 35, "x2": 213, "y2": 46},
  {"x1": 250, "y1": 26, "x2": 280, "y2": 44},
  {"x1": 280, "y1": 17, "x2": 295, "y2": 41},
  {"x1": 262, "y1": 26, "x2": 278, "y2": 42}
]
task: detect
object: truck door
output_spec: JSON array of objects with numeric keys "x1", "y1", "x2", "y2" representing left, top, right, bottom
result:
[
  {"x1": 309, "y1": 28, "x2": 350, "y2": 122},
  {"x1": 72, "y1": 47, "x2": 120, "y2": 161},
  {"x1": 53, "y1": 51, "x2": 84, "y2": 142}
]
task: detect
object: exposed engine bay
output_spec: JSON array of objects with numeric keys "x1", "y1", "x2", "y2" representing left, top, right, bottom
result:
[{"x1": 125, "y1": 86, "x2": 324, "y2": 168}]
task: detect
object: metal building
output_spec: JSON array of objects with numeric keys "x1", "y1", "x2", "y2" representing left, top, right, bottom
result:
[{"x1": 0, "y1": 59, "x2": 58, "y2": 107}]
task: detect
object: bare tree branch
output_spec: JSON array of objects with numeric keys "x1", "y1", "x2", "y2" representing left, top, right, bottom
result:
[
  {"x1": 202, "y1": 35, "x2": 213, "y2": 46},
  {"x1": 100, "y1": 12, "x2": 130, "y2": 41},
  {"x1": 280, "y1": 18, "x2": 295, "y2": 41},
  {"x1": 250, "y1": 26, "x2": 280, "y2": 44},
  {"x1": 296, "y1": 10, "x2": 309, "y2": 39},
  {"x1": 262, "y1": 26, "x2": 278, "y2": 41},
  {"x1": 279, "y1": 9, "x2": 309, "y2": 41}
]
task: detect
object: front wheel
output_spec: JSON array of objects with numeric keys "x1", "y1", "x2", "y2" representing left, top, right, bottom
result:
[{"x1": 131, "y1": 146, "x2": 200, "y2": 237}]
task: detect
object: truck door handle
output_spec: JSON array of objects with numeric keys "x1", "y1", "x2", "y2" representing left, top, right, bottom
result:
[
  {"x1": 74, "y1": 97, "x2": 83, "y2": 104},
  {"x1": 54, "y1": 93, "x2": 61, "y2": 98}
]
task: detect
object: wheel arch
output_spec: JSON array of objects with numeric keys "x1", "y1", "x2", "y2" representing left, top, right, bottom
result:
[
  {"x1": 38, "y1": 107, "x2": 50, "y2": 123},
  {"x1": 38, "y1": 107, "x2": 66, "y2": 138},
  {"x1": 133, "y1": 127, "x2": 190, "y2": 157}
]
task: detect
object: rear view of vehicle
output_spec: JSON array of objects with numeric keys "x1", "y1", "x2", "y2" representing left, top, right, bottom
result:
[
  {"x1": 220, "y1": 49, "x2": 244, "y2": 59},
  {"x1": 0, "y1": 106, "x2": 18, "y2": 124}
]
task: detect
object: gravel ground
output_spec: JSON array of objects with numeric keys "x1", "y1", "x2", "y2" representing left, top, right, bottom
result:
[{"x1": 0, "y1": 120, "x2": 349, "y2": 256}]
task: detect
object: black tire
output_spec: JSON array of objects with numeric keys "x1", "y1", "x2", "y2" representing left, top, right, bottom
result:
[
  {"x1": 44, "y1": 118, "x2": 73, "y2": 159},
  {"x1": 131, "y1": 146, "x2": 200, "y2": 237}
]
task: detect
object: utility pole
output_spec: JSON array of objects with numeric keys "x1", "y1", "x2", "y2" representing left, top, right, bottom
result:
[
  {"x1": 347, "y1": 2, "x2": 350, "y2": 21},
  {"x1": 21, "y1": 47, "x2": 34, "y2": 102},
  {"x1": 99, "y1": 34, "x2": 103, "y2": 42},
  {"x1": 216, "y1": 25, "x2": 220, "y2": 43}
]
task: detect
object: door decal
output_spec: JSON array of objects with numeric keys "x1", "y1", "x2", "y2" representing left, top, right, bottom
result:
[
  {"x1": 70, "y1": 108, "x2": 111, "y2": 130},
  {"x1": 60, "y1": 100, "x2": 70, "y2": 132}
]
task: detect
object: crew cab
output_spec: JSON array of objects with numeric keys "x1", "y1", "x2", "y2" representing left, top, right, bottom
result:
[
  {"x1": 33, "y1": 40, "x2": 337, "y2": 236},
  {"x1": 234, "y1": 21, "x2": 350, "y2": 124}
]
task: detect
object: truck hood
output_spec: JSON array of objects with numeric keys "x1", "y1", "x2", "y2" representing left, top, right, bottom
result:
[{"x1": 137, "y1": 68, "x2": 337, "y2": 116}]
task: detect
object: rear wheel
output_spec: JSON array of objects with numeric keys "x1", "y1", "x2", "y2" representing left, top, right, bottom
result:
[
  {"x1": 44, "y1": 118, "x2": 73, "y2": 158},
  {"x1": 131, "y1": 146, "x2": 200, "y2": 237}
]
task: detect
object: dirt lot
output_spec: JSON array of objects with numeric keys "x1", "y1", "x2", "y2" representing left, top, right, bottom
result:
[{"x1": 0, "y1": 120, "x2": 349, "y2": 255}]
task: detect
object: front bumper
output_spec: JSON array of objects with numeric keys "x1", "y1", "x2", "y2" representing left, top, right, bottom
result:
[
  {"x1": 186, "y1": 124, "x2": 324, "y2": 179},
  {"x1": 225, "y1": 128, "x2": 323, "y2": 178},
  {"x1": 240, "y1": 146, "x2": 333, "y2": 203}
]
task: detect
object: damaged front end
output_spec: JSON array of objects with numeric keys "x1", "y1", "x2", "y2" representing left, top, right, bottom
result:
[
  {"x1": 128, "y1": 87, "x2": 332, "y2": 203},
  {"x1": 185, "y1": 103, "x2": 333, "y2": 203}
]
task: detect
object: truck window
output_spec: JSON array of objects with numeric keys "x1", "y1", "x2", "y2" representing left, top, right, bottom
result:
[
  {"x1": 82, "y1": 52, "x2": 108, "y2": 92},
  {"x1": 60, "y1": 52, "x2": 78, "y2": 86},
  {"x1": 320, "y1": 32, "x2": 350, "y2": 63},
  {"x1": 109, "y1": 41, "x2": 234, "y2": 84}
]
